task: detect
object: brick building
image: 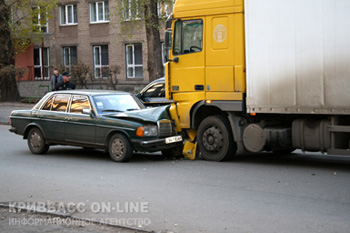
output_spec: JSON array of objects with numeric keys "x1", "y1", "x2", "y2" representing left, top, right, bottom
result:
[{"x1": 15, "y1": 0, "x2": 172, "y2": 97}]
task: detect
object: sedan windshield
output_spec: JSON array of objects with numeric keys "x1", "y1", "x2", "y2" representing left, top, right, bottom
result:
[{"x1": 93, "y1": 94, "x2": 143, "y2": 114}]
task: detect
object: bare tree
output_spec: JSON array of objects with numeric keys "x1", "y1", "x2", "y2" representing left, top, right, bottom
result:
[
  {"x1": 0, "y1": 0, "x2": 20, "y2": 101},
  {"x1": 0, "y1": 0, "x2": 57, "y2": 102},
  {"x1": 143, "y1": 0, "x2": 164, "y2": 82},
  {"x1": 116, "y1": 0, "x2": 173, "y2": 82}
]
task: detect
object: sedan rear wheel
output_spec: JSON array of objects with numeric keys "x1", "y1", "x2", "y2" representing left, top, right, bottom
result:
[
  {"x1": 27, "y1": 128, "x2": 50, "y2": 154},
  {"x1": 108, "y1": 134, "x2": 133, "y2": 162}
]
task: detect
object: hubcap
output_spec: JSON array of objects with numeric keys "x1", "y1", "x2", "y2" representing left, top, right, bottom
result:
[
  {"x1": 111, "y1": 138, "x2": 125, "y2": 158},
  {"x1": 30, "y1": 132, "x2": 42, "y2": 149},
  {"x1": 202, "y1": 126, "x2": 223, "y2": 152}
]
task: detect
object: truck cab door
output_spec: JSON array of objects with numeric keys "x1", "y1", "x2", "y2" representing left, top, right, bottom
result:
[
  {"x1": 169, "y1": 18, "x2": 205, "y2": 99},
  {"x1": 168, "y1": 18, "x2": 206, "y2": 128}
]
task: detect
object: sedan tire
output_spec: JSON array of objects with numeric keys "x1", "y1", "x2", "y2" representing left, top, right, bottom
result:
[
  {"x1": 27, "y1": 128, "x2": 50, "y2": 154},
  {"x1": 109, "y1": 133, "x2": 133, "y2": 162}
]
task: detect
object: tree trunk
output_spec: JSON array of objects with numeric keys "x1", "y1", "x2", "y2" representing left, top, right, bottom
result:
[
  {"x1": 144, "y1": 0, "x2": 164, "y2": 82},
  {"x1": 0, "y1": 0, "x2": 21, "y2": 102}
]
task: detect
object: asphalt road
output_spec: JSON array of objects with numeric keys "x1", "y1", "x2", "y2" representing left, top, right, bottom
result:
[{"x1": 1, "y1": 124, "x2": 350, "y2": 233}]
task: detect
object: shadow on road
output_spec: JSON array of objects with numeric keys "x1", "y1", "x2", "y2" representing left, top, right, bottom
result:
[
  {"x1": 230, "y1": 151, "x2": 350, "y2": 172},
  {"x1": 14, "y1": 146, "x2": 350, "y2": 171},
  {"x1": 16, "y1": 146, "x2": 176, "y2": 163}
]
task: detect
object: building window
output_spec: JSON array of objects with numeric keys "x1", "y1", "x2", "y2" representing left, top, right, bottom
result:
[
  {"x1": 157, "y1": 1, "x2": 174, "y2": 18},
  {"x1": 63, "y1": 46, "x2": 77, "y2": 72},
  {"x1": 93, "y1": 45, "x2": 109, "y2": 78},
  {"x1": 59, "y1": 4, "x2": 78, "y2": 25},
  {"x1": 34, "y1": 48, "x2": 50, "y2": 80},
  {"x1": 123, "y1": 0, "x2": 141, "y2": 20},
  {"x1": 90, "y1": 1, "x2": 109, "y2": 23},
  {"x1": 32, "y1": 6, "x2": 48, "y2": 33},
  {"x1": 126, "y1": 44, "x2": 143, "y2": 79}
]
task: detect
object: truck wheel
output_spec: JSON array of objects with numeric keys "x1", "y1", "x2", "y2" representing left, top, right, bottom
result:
[
  {"x1": 109, "y1": 133, "x2": 133, "y2": 162},
  {"x1": 27, "y1": 128, "x2": 50, "y2": 154},
  {"x1": 197, "y1": 116, "x2": 235, "y2": 161}
]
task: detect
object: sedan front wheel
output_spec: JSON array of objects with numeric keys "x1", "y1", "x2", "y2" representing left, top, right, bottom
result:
[{"x1": 108, "y1": 133, "x2": 133, "y2": 162}]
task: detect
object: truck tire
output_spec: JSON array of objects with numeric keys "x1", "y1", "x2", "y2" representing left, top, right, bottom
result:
[
  {"x1": 197, "y1": 115, "x2": 235, "y2": 161},
  {"x1": 27, "y1": 128, "x2": 50, "y2": 154},
  {"x1": 108, "y1": 133, "x2": 133, "y2": 162}
]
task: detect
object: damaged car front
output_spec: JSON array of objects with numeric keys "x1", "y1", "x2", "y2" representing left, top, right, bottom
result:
[{"x1": 9, "y1": 90, "x2": 182, "y2": 162}]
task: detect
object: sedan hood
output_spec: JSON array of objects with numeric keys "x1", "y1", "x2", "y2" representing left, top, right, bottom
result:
[{"x1": 104, "y1": 105, "x2": 171, "y2": 123}]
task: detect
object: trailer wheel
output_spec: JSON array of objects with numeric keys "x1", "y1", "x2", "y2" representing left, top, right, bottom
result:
[{"x1": 197, "y1": 116, "x2": 235, "y2": 161}]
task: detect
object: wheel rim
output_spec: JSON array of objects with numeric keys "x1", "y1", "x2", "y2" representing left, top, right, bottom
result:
[
  {"x1": 111, "y1": 138, "x2": 125, "y2": 158},
  {"x1": 30, "y1": 131, "x2": 42, "y2": 150},
  {"x1": 202, "y1": 126, "x2": 224, "y2": 152}
]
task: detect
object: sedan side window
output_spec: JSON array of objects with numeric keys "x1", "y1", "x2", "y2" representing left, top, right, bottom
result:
[
  {"x1": 144, "y1": 83, "x2": 165, "y2": 98},
  {"x1": 52, "y1": 94, "x2": 70, "y2": 112},
  {"x1": 70, "y1": 95, "x2": 91, "y2": 114},
  {"x1": 42, "y1": 96, "x2": 54, "y2": 111}
]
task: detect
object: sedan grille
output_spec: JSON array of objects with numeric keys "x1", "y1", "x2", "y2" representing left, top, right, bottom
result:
[{"x1": 158, "y1": 119, "x2": 174, "y2": 137}]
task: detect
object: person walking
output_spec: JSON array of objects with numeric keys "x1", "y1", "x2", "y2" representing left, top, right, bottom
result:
[{"x1": 50, "y1": 68, "x2": 63, "y2": 91}]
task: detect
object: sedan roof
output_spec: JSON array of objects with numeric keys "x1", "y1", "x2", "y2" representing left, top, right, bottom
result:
[{"x1": 50, "y1": 89, "x2": 132, "y2": 96}]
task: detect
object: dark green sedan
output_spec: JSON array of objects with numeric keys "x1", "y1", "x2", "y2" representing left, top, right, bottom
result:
[{"x1": 9, "y1": 90, "x2": 182, "y2": 162}]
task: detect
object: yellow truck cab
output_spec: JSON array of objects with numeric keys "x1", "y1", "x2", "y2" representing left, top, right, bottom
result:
[{"x1": 165, "y1": 0, "x2": 350, "y2": 161}]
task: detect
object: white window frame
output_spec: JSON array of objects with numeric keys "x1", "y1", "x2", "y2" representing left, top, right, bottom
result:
[
  {"x1": 63, "y1": 46, "x2": 77, "y2": 71},
  {"x1": 93, "y1": 45, "x2": 109, "y2": 78},
  {"x1": 126, "y1": 44, "x2": 143, "y2": 79},
  {"x1": 33, "y1": 6, "x2": 48, "y2": 33},
  {"x1": 90, "y1": 1, "x2": 109, "y2": 23},
  {"x1": 123, "y1": 0, "x2": 141, "y2": 21},
  {"x1": 59, "y1": 4, "x2": 78, "y2": 25},
  {"x1": 34, "y1": 48, "x2": 50, "y2": 80}
]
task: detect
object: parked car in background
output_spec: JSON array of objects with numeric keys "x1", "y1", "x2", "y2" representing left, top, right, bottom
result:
[
  {"x1": 9, "y1": 90, "x2": 182, "y2": 162},
  {"x1": 136, "y1": 77, "x2": 173, "y2": 107}
]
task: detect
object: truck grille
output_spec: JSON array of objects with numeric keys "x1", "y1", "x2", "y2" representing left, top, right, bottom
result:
[{"x1": 158, "y1": 119, "x2": 174, "y2": 137}]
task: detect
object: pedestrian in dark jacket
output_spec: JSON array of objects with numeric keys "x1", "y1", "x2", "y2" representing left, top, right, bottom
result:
[{"x1": 54, "y1": 72, "x2": 76, "y2": 90}]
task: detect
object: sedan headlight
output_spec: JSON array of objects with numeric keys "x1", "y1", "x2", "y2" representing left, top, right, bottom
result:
[{"x1": 136, "y1": 125, "x2": 158, "y2": 137}]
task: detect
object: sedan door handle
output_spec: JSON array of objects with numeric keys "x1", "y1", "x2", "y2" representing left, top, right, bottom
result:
[{"x1": 65, "y1": 117, "x2": 72, "y2": 121}]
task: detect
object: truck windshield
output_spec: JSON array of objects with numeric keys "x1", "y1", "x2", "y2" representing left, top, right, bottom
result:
[{"x1": 173, "y1": 19, "x2": 203, "y2": 55}]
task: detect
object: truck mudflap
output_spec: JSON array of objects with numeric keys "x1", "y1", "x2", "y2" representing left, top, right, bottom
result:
[{"x1": 182, "y1": 129, "x2": 197, "y2": 160}]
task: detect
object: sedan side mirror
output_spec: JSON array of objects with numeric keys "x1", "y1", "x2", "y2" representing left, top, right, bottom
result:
[{"x1": 82, "y1": 108, "x2": 94, "y2": 117}]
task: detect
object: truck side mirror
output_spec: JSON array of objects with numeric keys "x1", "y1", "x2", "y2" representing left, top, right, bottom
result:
[
  {"x1": 165, "y1": 18, "x2": 172, "y2": 29},
  {"x1": 165, "y1": 30, "x2": 173, "y2": 62},
  {"x1": 165, "y1": 30, "x2": 172, "y2": 50}
]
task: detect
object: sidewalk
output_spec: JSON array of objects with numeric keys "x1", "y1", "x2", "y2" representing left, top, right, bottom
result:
[{"x1": 0, "y1": 102, "x2": 35, "y2": 125}]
